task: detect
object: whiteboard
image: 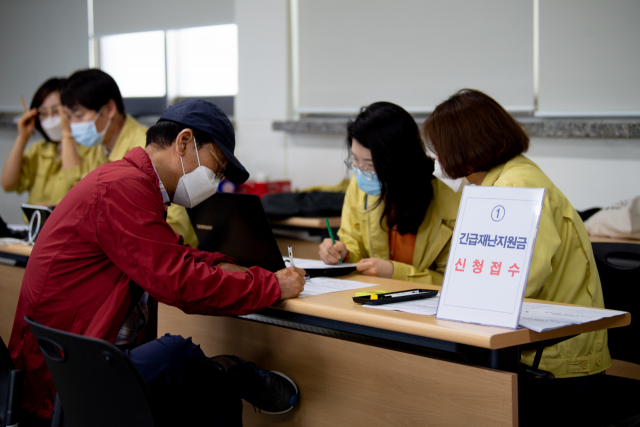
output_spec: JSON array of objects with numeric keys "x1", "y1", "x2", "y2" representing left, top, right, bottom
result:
[
  {"x1": 93, "y1": 0, "x2": 234, "y2": 36},
  {"x1": 537, "y1": 0, "x2": 640, "y2": 116},
  {"x1": 297, "y1": 0, "x2": 534, "y2": 113}
]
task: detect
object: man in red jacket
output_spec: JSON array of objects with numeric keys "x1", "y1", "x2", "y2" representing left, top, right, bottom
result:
[{"x1": 9, "y1": 99, "x2": 306, "y2": 426}]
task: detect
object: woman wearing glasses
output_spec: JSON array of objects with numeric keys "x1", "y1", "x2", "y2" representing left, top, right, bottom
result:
[
  {"x1": 318, "y1": 102, "x2": 461, "y2": 285},
  {"x1": 1, "y1": 78, "x2": 90, "y2": 208}
]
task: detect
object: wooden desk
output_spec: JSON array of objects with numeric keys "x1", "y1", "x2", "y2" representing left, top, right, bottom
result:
[
  {"x1": 2, "y1": 244, "x2": 632, "y2": 425},
  {"x1": 0, "y1": 243, "x2": 32, "y2": 264},
  {"x1": 270, "y1": 216, "x2": 341, "y2": 229},
  {"x1": 157, "y1": 275, "x2": 630, "y2": 427},
  {"x1": 589, "y1": 235, "x2": 640, "y2": 245},
  {"x1": 0, "y1": 244, "x2": 32, "y2": 340}
]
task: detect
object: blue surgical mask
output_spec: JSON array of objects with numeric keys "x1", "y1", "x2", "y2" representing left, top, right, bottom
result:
[
  {"x1": 70, "y1": 108, "x2": 111, "y2": 148},
  {"x1": 355, "y1": 168, "x2": 381, "y2": 196}
]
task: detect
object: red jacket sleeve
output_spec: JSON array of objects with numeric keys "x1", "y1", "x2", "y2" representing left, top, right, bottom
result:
[{"x1": 93, "y1": 177, "x2": 281, "y2": 316}]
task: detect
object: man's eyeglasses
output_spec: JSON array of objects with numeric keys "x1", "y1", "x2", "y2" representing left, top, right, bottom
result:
[
  {"x1": 344, "y1": 158, "x2": 376, "y2": 181},
  {"x1": 207, "y1": 147, "x2": 227, "y2": 180}
]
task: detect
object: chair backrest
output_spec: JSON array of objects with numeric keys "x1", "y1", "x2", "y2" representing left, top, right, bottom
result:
[
  {"x1": 24, "y1": 317, "x2": 155, "y2": 427},
  {"x1": 592, "y1": 242, "x2": 640, "y2": 365},
  {"x1": 1, "y1": 336, "x2": 22, "y2": 427}
]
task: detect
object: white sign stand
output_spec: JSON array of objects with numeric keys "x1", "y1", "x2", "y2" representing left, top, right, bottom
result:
[{"x1": 436, "y1": 186, "x2": 545, "y2": 329}]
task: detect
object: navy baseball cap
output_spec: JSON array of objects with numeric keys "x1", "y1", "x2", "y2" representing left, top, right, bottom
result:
[{"x1": 158, "y1": 99, "x2": 249, "y2": 184}]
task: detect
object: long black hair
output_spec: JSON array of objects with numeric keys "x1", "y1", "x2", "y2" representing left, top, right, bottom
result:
[
  {"x1": 30, "y1": 78, "x2": 66, "y2": 141},
  {"x1": 347, "y1": 102, "x2": 434, "y2": 235}
]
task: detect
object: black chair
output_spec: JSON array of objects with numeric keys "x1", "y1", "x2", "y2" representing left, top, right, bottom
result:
[
  {"x1": 590, "y1": 241, "x2": 640, "y2": 427},
  {"x1": 1, "y1": 336, "x2": 22, "y2": 427},
  {"x1": 592, "y1": 241, "x2": 640, "y2": 366},
  {"x1": 24, "y1": 317, "x2": 156, "y2": 427}
]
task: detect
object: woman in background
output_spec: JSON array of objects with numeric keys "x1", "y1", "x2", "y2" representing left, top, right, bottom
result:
[
  {"x1": 423, "y1": 88, "x2": 613, "y2": 425},
  {"x1": 1, "y1": 78, "x2": 87, "y2": 207},
  {"x1": 319, "y1": 101, "x2": 460, "y2": 285}
]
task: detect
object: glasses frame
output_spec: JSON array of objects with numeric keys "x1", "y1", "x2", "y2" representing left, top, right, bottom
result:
[
  {"x1": 206, "y1": 147, "x2": 228, "y2": 180},
  {"x1": 37, "y1": 104, "x2": 61, "y2": 121},
  {"x1": 344, "y1": 158, "x2": 377, "y2": 181}
]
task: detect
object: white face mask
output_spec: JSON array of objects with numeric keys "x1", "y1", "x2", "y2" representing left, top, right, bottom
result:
[
  {"x1": 433, "y1": 159, "x2": 470, "y2": 193},
  {"x1": 41, "y1": 116, "x2": 62, "y2": 141},
  {"x1": 172, "y1": 138, "x2": 221, "y2": 208}
]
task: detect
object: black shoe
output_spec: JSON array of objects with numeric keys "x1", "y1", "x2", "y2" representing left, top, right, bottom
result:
[{"x1": 213, "y1": 355, "x2": 299, "y2": 414}]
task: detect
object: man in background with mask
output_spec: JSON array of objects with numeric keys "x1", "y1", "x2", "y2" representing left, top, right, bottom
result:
[
  {"x1": 59, "y1": 68, "x2": 200, "y2": 248},
  {"x1": 9, "y1": 99, "x2": 306, "y2": 426}
]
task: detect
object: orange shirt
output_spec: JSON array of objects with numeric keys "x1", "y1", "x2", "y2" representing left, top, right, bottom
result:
[{"x1": 389, "y1": 226, "x2": 417, "y2": 265}]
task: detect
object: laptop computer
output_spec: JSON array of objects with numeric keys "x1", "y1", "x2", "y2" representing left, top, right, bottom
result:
[
  {"x1": 0, "y1": 214, "x2": 28, "y2": 240},
  {"x1": 187, "y1": 193, "x2": 357, "y2": 277},
  {"x1": 21, "y1": 204, "x2": 54, "y2": 243},
  {"x1": 188, "y1": 193, "x2": 287, "y2": 273}
]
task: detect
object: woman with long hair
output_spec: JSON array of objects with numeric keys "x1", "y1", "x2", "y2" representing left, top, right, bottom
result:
[{"x1": 319, "y1": 101, "x2": 460, "y2": 284}]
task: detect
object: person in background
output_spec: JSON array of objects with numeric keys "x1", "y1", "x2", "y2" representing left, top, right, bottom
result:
[
  {"x1": 60, "y1": 68, "x2": 199, "y2": 248},
  {"x1": 318, "y1": 102, "x2": 460, "y2": 285},
  {"x1": 1, "y1": 78, "x2": 89, "y2": 207},
  {"x1": 423, "y1": 88, "x2": 612, "y2": 424}
]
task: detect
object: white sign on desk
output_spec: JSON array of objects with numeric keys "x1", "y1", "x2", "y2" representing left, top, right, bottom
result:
[{"x1": 436, "y1": 186, "x2": 545, "y2": 329}]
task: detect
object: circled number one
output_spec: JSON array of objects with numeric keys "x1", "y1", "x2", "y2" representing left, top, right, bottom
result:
[{"x1": 492, "y1": 205, "x2": 505, "y2": 222}]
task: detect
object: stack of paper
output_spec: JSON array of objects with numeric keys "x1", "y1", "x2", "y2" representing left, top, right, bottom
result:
[
  {"x1": 299, "y1": 277, "x2": 367, "y2": 298},
  {"x1": 284, "y1": 257, "x2": 357, "y2": 269},
  {"x1": 518, "y1": 303, "x2": 626, "y2": 332},
  {"x1": 363, "y1": 296, "x2": 626, "y2": 332}
]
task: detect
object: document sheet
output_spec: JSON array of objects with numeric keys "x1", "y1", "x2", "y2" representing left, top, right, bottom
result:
[
  {"x1": 518, "y1": 302, "x2": 626, "y2": 332},
  {"x1": 300, "y1": 277, "x2": 366, "y2": 297},
  {"x1": 284, "y1": 257, "x2": 357, "y2": 269},
  {"x1": 364, "y1": 296, "x2": 626, "y2": 332},
  {"x1": 364, "y1": 295, "x2": 440, "y2": 316}
]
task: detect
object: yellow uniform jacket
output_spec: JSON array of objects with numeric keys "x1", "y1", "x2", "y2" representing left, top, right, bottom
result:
[
  {"x1": 338, "y1": 175, "x2": 461, "y2": 285},
  {"x1": 483, "y1": 155, "x2": 610, "y2": 378},
  {"x1": 7, "y1": 140, "x2": 92, "y2": 207}
]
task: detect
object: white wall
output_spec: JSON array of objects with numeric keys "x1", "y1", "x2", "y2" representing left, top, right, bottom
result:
[
  {"x1": 234, "y1": 0, "x2": 290, "y2": 182},
  {"x1": 0, "y1": 130, "x2": 30, "y2": 224},
  {"x1": 279, "y1": 132, "x2": 640, "y2": 211},
  {"x1": 93, "y1": 0, "x2": 234, "y2": 36},
  {"x1": 0, "y1": 0, "x2": 88, "y2": 223},
  {"x1": 527, "y1": 138, "x2": 640, "y2": 210},
  {"x1": 0, "y1": 0, "x2": 89, "y2": 111},
  {"x1": 538, "y1": 0, "x2": 640, "y2": 114}
]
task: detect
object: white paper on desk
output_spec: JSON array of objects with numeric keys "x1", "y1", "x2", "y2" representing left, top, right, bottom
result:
[
  {"x1": 363, "y1": 295, "x2": 440, "y2": 316},
  {"x1": 518, "y1": 317, "x2": 572, "y2": 332},
  {"x1": 360, "y1": 298, "x2": 627, "y2": 333},
  {"x1": 299, "y1": 277, "x2": 366, "y2": 297},
  {"x1": 283, "y1": 257, "x2": 357, "y2": 269},
  {"x1": 518, "y1": 302, "x2": 626, "y2": 332}
]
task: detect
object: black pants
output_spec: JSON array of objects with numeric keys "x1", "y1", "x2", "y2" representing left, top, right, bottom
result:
[{"x1": 127, "y1": 334, "x2": 243, "y2": 427}]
